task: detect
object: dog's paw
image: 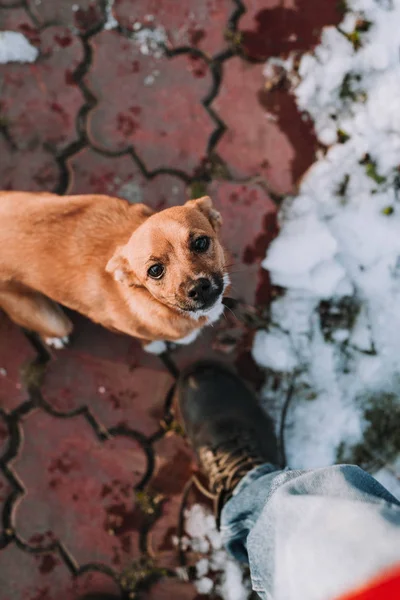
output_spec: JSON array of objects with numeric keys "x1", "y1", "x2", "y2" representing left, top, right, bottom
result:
[
  {"x1": 174, "y1": 330, "x2": 201, "y2": 345},
  {"x1": 144, "y1": 340, "x2": 168, "y2": 355},
  {"x1": 44, "y1": 336, "x2": 70, "y2": 350}
]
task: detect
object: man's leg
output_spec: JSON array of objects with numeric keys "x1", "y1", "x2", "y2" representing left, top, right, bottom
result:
[
  {"x1": 222, "y1": 464, "x2": 400, "y2": 600},
  {"x1": 175, "y1": 361, "x2": 400, "y2": 600}
]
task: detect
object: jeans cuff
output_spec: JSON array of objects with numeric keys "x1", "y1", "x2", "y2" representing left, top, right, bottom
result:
[{"x1": 232, "y1": 463, "x2": 279, "y2": 498}]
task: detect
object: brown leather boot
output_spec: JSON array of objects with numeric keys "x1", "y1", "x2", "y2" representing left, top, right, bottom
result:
[{"x1": 174, "y1": 361, "x2": 279, "y2": 519}]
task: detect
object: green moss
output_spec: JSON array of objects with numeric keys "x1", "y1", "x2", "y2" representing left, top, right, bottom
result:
[
  {"x1": 189, "y1": 180, "x2": 208, "y2": 199},
  {"x1": 224, "y1": 29, "x2": 243, "y2": 48},
  {"x1": 382, "y1": 206, "x2": 394, "y2": 216},
  {"x1": 360, "y1": 155, "x2": 386, "y2": 184},
  {"x1": 347, "y1": 30, "x2": 361, "y2": 50},
  {"x1": 339, "y1": 73, "x2": 361, "y2": 101},
  {"x1": 135, "y1": 490, "x2": 164, "y2": 517},
  {"x1": 340, "y1": 74, "x2": 356, "y2": 100},
  {"x1": 120, "y1": 557, "x2": 168, "y2": 597},
  {"x1": 342, "y1": 19, "x2": 372, "y2": 50},
  {"x1": 165, "y1": 419, "x2": 185, "y2": 436},
  {"x1": 336, "y1": 174, "x2": 350, "y2": 197},
  {"x1": 20, "y1": 359, "x2": 47, "y2": 391},
  {"x1": 339, "y1": 73, "x2": 365, "y2": 103},
  {"x1": 337, "y1": 129, "x2": 350, "y2": 144},
  {"x1": 366, "y1": 162, "x2": 386, "y2": 184},
  {"x1": 336, "y1": 394, "x2": 400, "y2": 471},
  {"x1": 208, "y1": 153, "x2": 231, "y2": 180}
]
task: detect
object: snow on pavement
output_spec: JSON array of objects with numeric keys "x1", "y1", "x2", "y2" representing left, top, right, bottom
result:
[
  {"x1": 0, "y1": 31, "x2": 38, "y2": 64},
  {"x1": 179, "y1": 504, "x2": 251, "y2": 600},
  {"x1": 254, "y1": 0, "x2": 400, "y2": 493}
]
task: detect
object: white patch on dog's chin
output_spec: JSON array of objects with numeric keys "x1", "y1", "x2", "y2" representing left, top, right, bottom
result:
[
  {"x1": 195, "y1": 298, "x2": 225, "y2": 323},
  {"x1": 144, "y1": 274, "x2": 230, "y2": 352},
  {"x1": 189, "y1": 273, "x2": 230, "y2": 324}
]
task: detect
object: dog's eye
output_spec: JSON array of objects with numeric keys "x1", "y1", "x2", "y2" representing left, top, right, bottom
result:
[
  {"x1": 147, "y1": 264, "x2": 165, "y2": 279},
  {"x1": 192, "y1": 236, "x2": 210, "y2": 253}
]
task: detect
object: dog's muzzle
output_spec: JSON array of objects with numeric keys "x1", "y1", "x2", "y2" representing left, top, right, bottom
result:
[{"x1": 184, "y1": 273, "x2": 225, "y2": 311}]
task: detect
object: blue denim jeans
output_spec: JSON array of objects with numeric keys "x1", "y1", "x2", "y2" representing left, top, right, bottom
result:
[{"x1": 221, "y1": 464, "x2": 400, "y2": 600}]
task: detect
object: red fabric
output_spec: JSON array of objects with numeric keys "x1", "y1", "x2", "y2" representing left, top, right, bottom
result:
[{"x1": 337, "y1": 565, "x2": 400, "y2": 600}]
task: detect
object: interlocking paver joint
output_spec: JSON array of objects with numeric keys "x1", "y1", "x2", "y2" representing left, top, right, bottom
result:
[{"x1": 0, "y1": 329, "x2": 181, "y2": 597}]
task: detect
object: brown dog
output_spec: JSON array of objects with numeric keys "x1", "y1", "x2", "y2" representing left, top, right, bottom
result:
[{"x1": 0, "y1": 192, "x2": 229, "y2": 352}]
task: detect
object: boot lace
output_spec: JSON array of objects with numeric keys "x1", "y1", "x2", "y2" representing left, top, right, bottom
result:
[{"x1": 198, "y1": 433, "x2": 265, "y2": 505}]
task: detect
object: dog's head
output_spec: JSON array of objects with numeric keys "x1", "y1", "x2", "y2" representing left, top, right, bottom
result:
[{"x1": 106, "y1": 196, "x2": 228, "y2": 315}]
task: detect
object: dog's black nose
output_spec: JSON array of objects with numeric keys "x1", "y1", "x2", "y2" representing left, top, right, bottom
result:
[{"x1": 188, "y1": 278, "x2": 212, "y2": 302}]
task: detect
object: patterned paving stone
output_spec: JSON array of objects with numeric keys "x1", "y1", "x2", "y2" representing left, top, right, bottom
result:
[
  {"x1": 151, "y1": 433, "x2": 195, "y2": 498},
  {"x1": 0, "y1": 138, "x2": 60, "y2": 191},
  {"x1": 26, "y1": 0, "x2": 104, "y2": 34},
  {"x1": 55, "y1": 312, "x2": 147, "y2": 365},
  {"x1": 0, "y1": 19, "x2": 85, "y2": 193},
  {"x1": 0, "y1": 412, "x2": 9, "y2": 458},
  {"x1": 0, "y1": 6, "x2": 40, "y2": 40},
  {"x1": 13, "y1": 410, "x2": 149, "y2": 570},
  {"x1": 140, "y1": 577, "x2": 199, "y2": 600},
  {"x1": 0, "y1": 0, "x2": 24, "y2": 7},
  {"x1": 173, "y1": 316, "x2": 265, "y2": 391},
  {"x1": 148, "y1": 493, "x2": 182, "y2": 570},
  {"x1": 212, "y1": 58, "x2": 316, "y2": 193},
  {"x1": 0, "y1": 544, "x2": 121, "y2": 600},
  {"x1": 41, "y1": 314, "x2": 174, "y2": 435},
  {"x1": 148, "y1": 433, "x2": 196, "y2": 569},
  {"x1": 113, "y1": 0, "x2": 235, "y2": 57},
  {"x1": 238, "y1": 0, "x2": 342, "y2": 61},
  {"x1": 42, "y1": 348, "x2": 173, "y2": 435},
  {"x1": 0, "y1": 23, "x2": 84, "y2": 152},
  {"x1": 209, "y1": 180, "x2": 277, "y2": 306},
  {"x1": 0, "y1": 316, "x2": 36, "y2": 413},
  {"x1": 66, "y1": 148, "x2": 187, "y2": 210},
  {"x1": 85, "y1": 30, "x2": 215, "y2": 175}
]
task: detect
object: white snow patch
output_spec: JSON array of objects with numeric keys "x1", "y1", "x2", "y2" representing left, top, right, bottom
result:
[
  {"x1": 255, "y1": 0, "x2": 400, "y2": 495},
  {"x1": 195, "y1": 576, "x2": 214, "y2": 594},
  {"x1": 253, "y1": 328, "x2": 297, "y2": 372},
  {"x1": 133, "y1": 25, "x2": 167, "y2": 58},
  {"x1": 0, "y1": 31, "x2": 38, "y2": 64},
  {"x1": 181, "y1": 504, "x2": 251, "y2": 600},
  {"x1": 104, "y1": 0, "x2": 118, "y2": 30}
]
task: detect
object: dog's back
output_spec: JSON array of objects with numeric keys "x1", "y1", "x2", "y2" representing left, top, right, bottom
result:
[{"x1": 0, "y1": 191, "x2": 147, "y2": 297}]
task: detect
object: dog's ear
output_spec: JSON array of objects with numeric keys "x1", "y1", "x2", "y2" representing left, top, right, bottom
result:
[
  {"x1": 186, "y1": 196, "x2": 222, "y2": 231},
  {"x1": 106, "y1": 247, "x2": 139, "y2": 286},
  {"x1": 131, "y1": 203, "x2": 155, "y2": 218}
]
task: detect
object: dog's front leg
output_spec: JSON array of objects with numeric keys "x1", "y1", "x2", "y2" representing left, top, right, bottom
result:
[
  {"x1": 142, "y1": 339, "x2": 168, "y2": 354},
  {"x1": 142, "y1": 327, "x2": 202, "y2": 355}
]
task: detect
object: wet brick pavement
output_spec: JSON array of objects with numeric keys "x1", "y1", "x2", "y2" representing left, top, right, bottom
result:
[{"x1": 0, "y1": 1, "x2": 342, "y2": 598}]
